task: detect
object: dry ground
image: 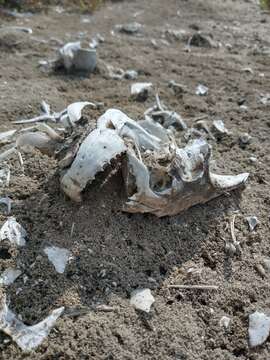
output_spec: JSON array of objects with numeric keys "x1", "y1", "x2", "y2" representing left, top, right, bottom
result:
[{"x1": 0, "y1": 0, "x2": 270, "y2": 359}]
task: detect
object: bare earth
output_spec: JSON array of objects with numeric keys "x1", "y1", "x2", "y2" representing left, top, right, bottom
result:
[{"x1": 0, "y1": 0, "x2": 270, "y2": 359}]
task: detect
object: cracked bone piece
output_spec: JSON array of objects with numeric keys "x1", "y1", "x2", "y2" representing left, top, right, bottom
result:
[
  {"x1": 246, "y1": 216, "x2": 259, "y2": 231},
  {"x1": 130, "y1": 288, "x2": 155, "y2": 313},
  {"x1": 116, "y1": 22, "x2": 142, "y2": 34},
  {"x1": 249, "y1": 311, "x2": 270, "y2": 348},
  {"x1": 124, "y1": 138, "x2": 249, "y2": 217},
  {"x1": 131, "y1": 83, "x2": 153, "y2": 101},
  {"x1": 58, "y1": 42, "x2": 96, "y2": 72},
  {"x1": 212, "y1": 120, "x2": 230, "y2": 137},
  {"x1": 44, "y1": 246, "x2": 71, "y2": 274},
  {"x1": 61, "y1": 128, "x2": 127, "y2": 201},
  {"x1": 0, "y1": 268, "x2": 21, "y2": 286},
  {"x1": 196, "y1": 84, "x2": 208, "y2": 96},
  {"x1": 0, "y1": 298, "x2": 64, "y2": 352},
  {"x1": 0, "y1": 217, "x2": 27, "y2": 247}
]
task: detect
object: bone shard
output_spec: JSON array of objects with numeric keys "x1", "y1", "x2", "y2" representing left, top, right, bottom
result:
[
  {"x1": 0, "y1": 217, "x2": 27, "y2": 247},
  {"x1": 0, "y1": 298, "x2": 64, "y2": 352},
  {"x1": 44, "y1": 246, "x2": 71, "y2": 274}
]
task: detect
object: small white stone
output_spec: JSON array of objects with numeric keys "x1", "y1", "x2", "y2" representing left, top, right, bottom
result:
[
  {"x1": 130, "y1": 288, "x2": 155, "y2": 313},
  {"x1": 246, "y1": 216, "x2": 259, "y2": 231},
  {"x1": 0, "y1": 217, "x2": 27, "y2": 247},
  {"x1": 249, "y1": 311, "x2": 270, "y2": 347},
  {"x1": 131, "y1": 82, "x2": 152, "y2": 96},
  {"x1": 196, "y1": 84, "x2": 208, "y2": 96},
  {"x1": 219, "y1": 316, "x2": 231, "y2": 329}
]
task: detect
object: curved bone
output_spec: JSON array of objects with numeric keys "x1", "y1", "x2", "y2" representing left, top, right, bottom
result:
[
  {"x1": 61, "y1": 128, "x2": 127, "y2": 201},
  {"x1": 97, "y1": 109, "x2": 163, "y2": 150}
]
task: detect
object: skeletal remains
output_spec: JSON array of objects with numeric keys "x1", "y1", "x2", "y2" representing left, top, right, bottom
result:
[{"x1": 0, "y1": 99, "x2": 249, "y2": 217}]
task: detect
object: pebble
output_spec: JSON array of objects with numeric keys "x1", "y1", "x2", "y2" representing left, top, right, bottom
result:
[{"x1": 130, "y1": 288, "x2": 155, "y2": 313}]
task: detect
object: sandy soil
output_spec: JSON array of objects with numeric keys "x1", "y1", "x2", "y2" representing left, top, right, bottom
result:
[{"x1": 0, "y1": 0, "x2": 270, "y2": 359}]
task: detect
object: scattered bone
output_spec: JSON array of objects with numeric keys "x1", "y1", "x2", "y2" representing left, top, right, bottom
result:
[
  {"x1": 212, "y1": 120, "x2": 230, "y2": 137},
  {"x1": 89, "y1": 33, "x2": 105, "y2": 49},
  {"x1": 56, "y1": 42, "x2": 97, "y2": 72},
  {"x1": 262, "y1": 258, "x2": 270, "y2": 273},
  {"x1": 131, "y1": 83, "x2": 153, "y2": 101},
  {"x1": 239, "y1": 133, "x2": 252, "y2": 146},
  {"x1": 259, "y1": 93, "x2": 270, "y2": 105},
  {"x1": 168, "y1": 284, "x2": 219, "y2": 290},
  {"x1": 0, "y1": 197, "x2": 12, "y2": 214},
  {"x1": 163, "y1": 29, "x2": 189, "y2": 42},
  {"x1": 44, "y1": 246, "x2": 72, "y2": 274},
  {"x1": 0, "y1": 217, "x2": 27, "y2": 247},
  {"x1": 229, "y1": 214, "x2": 242, "y2": 254},
  {"x1": 196, "y1": 84, "x2": 208, "y2": 96},
  {"x1": 107, "y1": 65, "x2": 138, "y2": 80},
  {"x1": 130, "y1": 288, "x2": 155, "y2": 313},
  {"x1": 241, "y1": 67, "x2": 254, "y2": 74},
  {"x1": 116, "y1": 22, "x2": 142, "y2": 34},
  {"x1": 0, "y1": 298, "x2": 64, "y2": 352},
  {"x1": 249, "y1": 156, "x2": 257, "y2": 164},
  {"x1": 168, "y1": 80, "x2": 188, "y2": 96},
  {"x1": 194, "y1": 120, "x2": 215, "y2": 140},
  {"x1": 0, "y1": 166, "x2": 10, "y2": 187},
  {"x1": 246, "y1": 216, "x2": 259, "y2": 231},
  {"x1": 0, "y1": 130, "x2": 16, "y2": 145},
  {"x1": 249, "y1": 311, "x2": 270, "y2": 348},
  {"x1": 145, "y1": 94, "x2": 187, "y2": 130},
  {"x1": 0, "y1": 268, "x2": 22, "y2": 286},
  {"x1": 0, "y1": 26, "x2": 33, "y2": 34},
  {"x1": 255, "y1": 263, "x2": 266, "y2": 278},
  {"x1": 219, "y1": 316, "x2": 231, "y2": 329},
  {"x1": 188, "y1": 32, "x2": 217, "y2": 48},
  {"x1": 14, "y1": 101, "x2": 94, "y2": 128}
]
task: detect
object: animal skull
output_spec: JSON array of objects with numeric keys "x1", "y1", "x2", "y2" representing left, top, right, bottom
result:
[{"x1": 60, "y1": 109, "x2": 249, "y2": 217}]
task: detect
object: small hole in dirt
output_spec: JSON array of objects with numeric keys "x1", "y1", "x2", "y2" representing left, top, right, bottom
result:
[
  {"x1": 159, "y1": 265, "x2": 167, "y2": 275},
  {"x1": 175, "y1": 294, "x2": 183, "y2": 302},
  {"x1": 0, "y1": 248, "x2": 11, "y2": 259},
  {"x1": 145, "y1": 269, "x2": 152, "y2": 276},
  {"x1": 166, "y1": 299, "x2": 174, "y2": 305},
  {"x1": 233, "y1": 348, "x2": 246, "y2": 357}
]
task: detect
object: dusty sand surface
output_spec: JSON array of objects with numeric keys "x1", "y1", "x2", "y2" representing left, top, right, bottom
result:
[{"x1": 0, "y1": 0, "x2": 270, "y2": 359}]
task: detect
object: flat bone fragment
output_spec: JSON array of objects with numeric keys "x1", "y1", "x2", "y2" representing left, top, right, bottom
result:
[
  {"x1": 0, "y1": 197, "x2": 12, "y2": 214},
  {"x1": 44, "y1": 246, "x2": 71, "y2": 274},
  {"x1": 131, "y1": 83, "x2": 152, "y2": 101},
  {"x1": 16, "y1": 132, "x2": 55, "y2": 155},
  {"x1": 0, "y1": 299, "x2": 64, "y2": 352},
  {"x1": 249, "y1": 311, "x2": 270, "y2": 348},
  {"x1": 0, "y1": 268, "x2": 21, "y2": 286},
  {"x1": 130, "y1": 288, "x2": 155, "y2": 313},
  {"x1": 0, "y1": 217, "x2": 27, "y2": 246},
  {"x1": 61, "y1": 128, "x2": 127, "y2": 201}
]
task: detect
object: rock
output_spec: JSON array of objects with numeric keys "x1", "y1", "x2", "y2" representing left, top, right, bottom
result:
[
  {"x1": 189, "y1": 32, "x2": 217, "y2": 48},
  {"x1": 246, "y1": 216, "x2": 259, "y2": 231},
  {"x1": 0, "y1": 268, "x2": 21, "y2": 286},
  {"x1": 196, "y1": 84, "x2": 208, "y2": 96},
  {"x1": 117, "y1": 22, "x2": 142, "y2": 34},
  {"x1": 239, "y1": 133, "x2": 252, "y2": 147},
  {"x1": 0, "y1": 217, "x2": 27, "y2": 247},
  {"x1": 131, "y1": 82, "x2": 153, "y2": 101},
  {"x1": 219, "y1": 316, "x2": 231, "y2": 329},
  {"x1": 212, "y1": 120, "x2": 230, "y2": 137},
  {"x1": 130, "y1": 288, "x2": 155, "y2": 313},
  {"x1": 249, "y1": 311, "x2": 270, "y2": 347},
  {"x1": 262, "y1": 258, "x2": 270, "y2": 273}
]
